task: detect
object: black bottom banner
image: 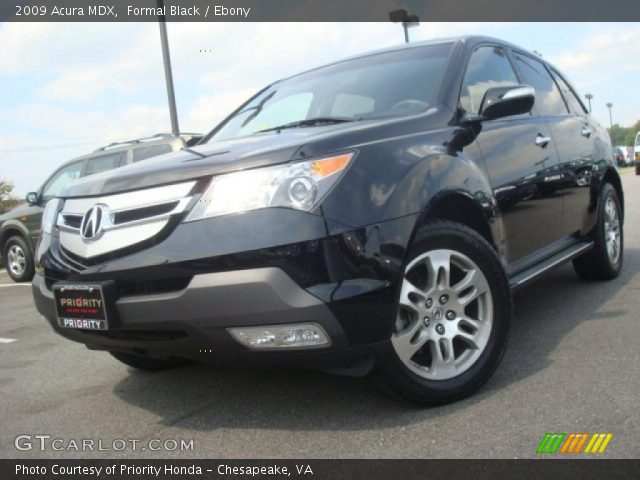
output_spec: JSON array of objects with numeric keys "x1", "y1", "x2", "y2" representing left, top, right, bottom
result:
[{"x1": 3, "y1": 459, "x2": 640, "y2": 480}]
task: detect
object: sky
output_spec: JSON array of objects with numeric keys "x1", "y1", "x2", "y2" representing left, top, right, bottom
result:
[{"x1": 0, "y1": 22, "x2": 639, "y2": 196}]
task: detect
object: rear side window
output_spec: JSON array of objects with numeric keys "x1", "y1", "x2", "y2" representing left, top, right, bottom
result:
[
  {"x1": 460, "y1": 46, "x2": 519, "y2": 114},
  {"x1": 133, "y1": 143, "x2": 173, "y2": 162},
  {"x1": 513, "y1": 53, "x2": 568, "y2": 116},
  {"x1": 550, "y1": 69, "x2": 587, "y2": 115},
  {"x1": 85, "y1": 151, "x2": 126, "y2": 176}
]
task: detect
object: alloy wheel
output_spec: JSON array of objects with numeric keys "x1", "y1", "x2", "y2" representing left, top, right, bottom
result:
[
  {"x1": 604, "y1": 196, "x2": 621, "y2": 265},
  {"x1": 7, "y1": 244, "x2": 26, "y2": 277},
  {"x1": 392, "y1": 249, "x2": 493, "y2": 381}
]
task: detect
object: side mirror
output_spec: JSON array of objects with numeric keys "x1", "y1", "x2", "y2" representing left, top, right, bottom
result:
[
  {"x1": 26, "y1": 192, "x2": 39, "y2": 205},
  {"x1": 479, "y1": 85, "x2": 535, "y2": 121}
]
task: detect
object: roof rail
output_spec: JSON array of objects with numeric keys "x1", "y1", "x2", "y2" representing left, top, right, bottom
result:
[{"x1": 93, "y1": 133, "x2": 202, "y2": 152}]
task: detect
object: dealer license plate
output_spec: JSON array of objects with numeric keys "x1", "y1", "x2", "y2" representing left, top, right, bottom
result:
[{"x1": 53, "y1": 284, "x2": 109, "y2": 330}]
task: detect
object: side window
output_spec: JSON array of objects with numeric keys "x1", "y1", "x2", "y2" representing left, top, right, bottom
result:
[
  {"x1": 460, "y1": 46, "x2": 519, "y2": 114},
  {"x1": 513, "y1": 53, "x2": 568, "y2": 116},
  {"x1": 85, "y1": 152, "x2": 126, "y2": 176},
  {"x1": 41, "y1": 161, "x2": 84, "y2": 199},
  {"x1": 550, "y1": 69, "x2": 587, "y2": 115},
  {"x1": 133, "y1": 144, "x2": 173, "y2": 162}
]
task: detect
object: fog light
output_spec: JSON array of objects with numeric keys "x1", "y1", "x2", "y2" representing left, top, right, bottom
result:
[{"x1": 228, "y1": 323, "x2": 330, "y2": 350}]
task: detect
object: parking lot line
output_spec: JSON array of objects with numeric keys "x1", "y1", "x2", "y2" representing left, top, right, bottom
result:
[
  {"x1": 0, "y1": 338, "x2": 17, "y2": 343},
  {"x1": 0, "y1": 284, "x2": 32, "y2": 288}
]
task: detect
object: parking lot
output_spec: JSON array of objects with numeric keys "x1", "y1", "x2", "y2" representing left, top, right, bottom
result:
[{"x1": 0, "y1": 170, "x2": 638, "y2": 459}]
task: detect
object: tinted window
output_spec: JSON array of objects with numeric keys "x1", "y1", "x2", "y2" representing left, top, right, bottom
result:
[
  {"x1": 513, "y1": 53, "x2": 568, "y2": 116},
  {"x1": 208, "y1": 43, "x2": 453, "y2": 142},
  {"x1": 133, "y1": 143, "x2": 173, "y2": 162},
  {"x1": 42, "y1": 161, "x2": 84, "y2": 199},
  {"x1": 85, "y1": 152, "x2": 126, "y2": 176},
  {"x1": 227, "y1": 93, "x2": 314, "y2": 139},
  {"x1": 550, "y1": 69, "x2": 587, "y2": 115},
  {"x1": 331, "y1": 93, "x2": 375, "y2": 117},
  {"x1": 460, "y1": 46, "x2": 519, "y2": 113}
]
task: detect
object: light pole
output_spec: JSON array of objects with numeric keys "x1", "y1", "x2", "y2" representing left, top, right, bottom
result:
[
  {"x1": 157, "y1": 0, "x2": 180, "y2": 136},
  {"x1": 606, "y1": 102, "x2": 613, "y2": 128},
  {"x1": 585, "y1": 93, "x2": 593, "y2": 113},
  {"x1": 389, "y1": 9, "x2": 420, "y2": 44}
]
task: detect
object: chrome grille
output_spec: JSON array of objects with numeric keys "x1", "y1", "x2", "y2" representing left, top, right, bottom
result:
[{"x1": 56, "y1": 181, "x2": 196, "y2": 259}]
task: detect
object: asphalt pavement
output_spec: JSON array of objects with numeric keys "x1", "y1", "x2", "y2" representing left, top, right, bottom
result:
[{"x1": 0, "y1": 170, "x2": 638, "y2": 459}]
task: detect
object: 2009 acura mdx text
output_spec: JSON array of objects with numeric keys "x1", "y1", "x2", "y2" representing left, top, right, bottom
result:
[{"x1": 32, "y1": 36, "x2": 623, "y2": 404}]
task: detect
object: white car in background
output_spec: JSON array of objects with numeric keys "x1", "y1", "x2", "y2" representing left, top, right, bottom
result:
[{"x1": 613, "y1": 146, "x2": 631, "y2": 166}]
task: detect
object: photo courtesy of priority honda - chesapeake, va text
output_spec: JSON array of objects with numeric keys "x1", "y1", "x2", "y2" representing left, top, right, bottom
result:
[{"x1": 30, "y1": 35, "x2": 623, "y2": 406}]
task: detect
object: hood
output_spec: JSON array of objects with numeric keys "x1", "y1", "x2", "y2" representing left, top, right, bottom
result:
[{"x1": 60, "y1": 122, "x2": 369, "y2": 198}]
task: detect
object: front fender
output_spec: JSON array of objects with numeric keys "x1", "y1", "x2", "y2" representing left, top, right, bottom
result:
[{"x1": 319, "y1": 126, "x2": 499, "y2": 233}]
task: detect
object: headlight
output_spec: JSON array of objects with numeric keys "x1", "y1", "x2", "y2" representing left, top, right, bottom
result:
[
  {"x1": 185, "y1": 152, "x2": 354, "y2": 221},
  {"x1": 41, "y1": 198, "x2": 62, "y2": 235}
]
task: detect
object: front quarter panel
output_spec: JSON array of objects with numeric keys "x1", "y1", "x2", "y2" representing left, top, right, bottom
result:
[{"x1": 318, "y1": 124, "x2": 497, "y2": 234}]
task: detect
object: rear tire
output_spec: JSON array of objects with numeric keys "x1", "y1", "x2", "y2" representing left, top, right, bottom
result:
[
  {"x1": 573, "y1": 183, "x2": 623, "y2": 281},
  {"x1": 109, "y1": 351, "x2": 189, "y2": 372},
  {"x1": 3, "y1": 235, "x2": 34, "y2": 283},
  {"x1": 376, "y1": 220, "x2": 511, "y2": 405}
]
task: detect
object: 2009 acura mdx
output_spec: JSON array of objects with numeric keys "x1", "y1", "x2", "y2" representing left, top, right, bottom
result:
[{"x1": 32, "y1": 36, "x2": 623, "y2": 405}]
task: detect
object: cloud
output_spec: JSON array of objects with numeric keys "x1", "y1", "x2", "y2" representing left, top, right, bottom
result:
[
  {"x1": 38, "y1": 60, "x2": 142, "y2": 101},
  {"x1": 1, "y1": 103, "x2": 168, "y2": 140},
  {"x1": 550, "y1": 25, "x2": 640, "y2": 87},
  {"x1": 0, "y1": 22, "x2": 162, "y2": 102}
]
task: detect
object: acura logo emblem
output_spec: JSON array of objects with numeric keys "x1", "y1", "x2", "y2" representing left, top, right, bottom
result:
[{"x1": 80, "y1": 204, "x2": 109, "y2": 241}]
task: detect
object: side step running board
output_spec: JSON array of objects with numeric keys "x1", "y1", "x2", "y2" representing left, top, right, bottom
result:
[{"x1": 509, "y1": 241, "x2": 594, "y2": 291}]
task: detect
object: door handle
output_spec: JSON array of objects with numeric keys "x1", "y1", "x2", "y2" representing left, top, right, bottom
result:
[
  {"x1": 535, "y1": 134, "x2": 551, "y2": 147},
  {"x1": 581, "y1": 126, "x2": 592, "y2": 138}
]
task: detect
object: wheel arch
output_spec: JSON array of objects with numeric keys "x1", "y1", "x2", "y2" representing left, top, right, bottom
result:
[
  {"x1": 0, "y1": 222, "x2": 33, "y2": 253},
  {"x1": 602, "y1": 167, "x2": 624, "y2": 222},
  {"x1": 415, "y1": 191, "x2": 499, "y2": 252}
]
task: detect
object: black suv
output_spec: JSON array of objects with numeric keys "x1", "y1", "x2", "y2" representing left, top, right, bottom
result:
[{"x1": 32, "y1": 37, "x2": 623, "y2": 405}]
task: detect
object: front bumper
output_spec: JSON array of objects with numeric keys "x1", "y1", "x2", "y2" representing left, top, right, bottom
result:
[
  {"x1": 33, "y1": 268, "x2": 383, "y2": 365},
  {"x1": 33, "y1": 208, "x2": 419, "y2": 365}
]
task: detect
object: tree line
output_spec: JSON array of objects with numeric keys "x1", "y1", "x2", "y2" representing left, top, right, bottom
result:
[{"x1": 608, "y1": 120, "x2": 640, "y2": 146}]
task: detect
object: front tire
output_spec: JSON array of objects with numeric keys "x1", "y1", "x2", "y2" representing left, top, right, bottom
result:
[
  {"x1": 3, "y1": 235, "x2": 34, "y2": 283},
  {"x1": 109, "y1": 351, "x2": 189, "y2": 372},
  {"x1": 377, "y1": 220, "x2": 511, "y2": 405},
  {"x1": 573, "y1": 183, "x2": 623, "y2": 281}
]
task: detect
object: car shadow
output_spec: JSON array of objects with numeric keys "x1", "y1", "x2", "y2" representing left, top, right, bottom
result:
[{"x1": 112, "y1": 247, "x2": 637, "y2": 431}]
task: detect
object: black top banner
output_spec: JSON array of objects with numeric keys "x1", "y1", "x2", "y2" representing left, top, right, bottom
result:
[{"x1": 2, "y1": 0, "x2": 640, "y2": 22}]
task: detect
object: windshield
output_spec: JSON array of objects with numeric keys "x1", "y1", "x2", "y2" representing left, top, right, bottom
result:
[
  {"x1": 42, "y1": 160, "x2": 84, "y2": 200},
  {"x1": 205, "y1": 43, "x2": 453, "y2": 143}
]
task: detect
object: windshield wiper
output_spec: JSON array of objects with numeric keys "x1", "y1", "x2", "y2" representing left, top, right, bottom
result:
[
  {"x1": 181, "y1": 147, "x2": 207, "y2": 158},
  {"x1": 240, "y1": 90, "x2": 277, "y2": 128},
  {"x1": 255, "y1": 116, "x2": 357, "y2": 134}
]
